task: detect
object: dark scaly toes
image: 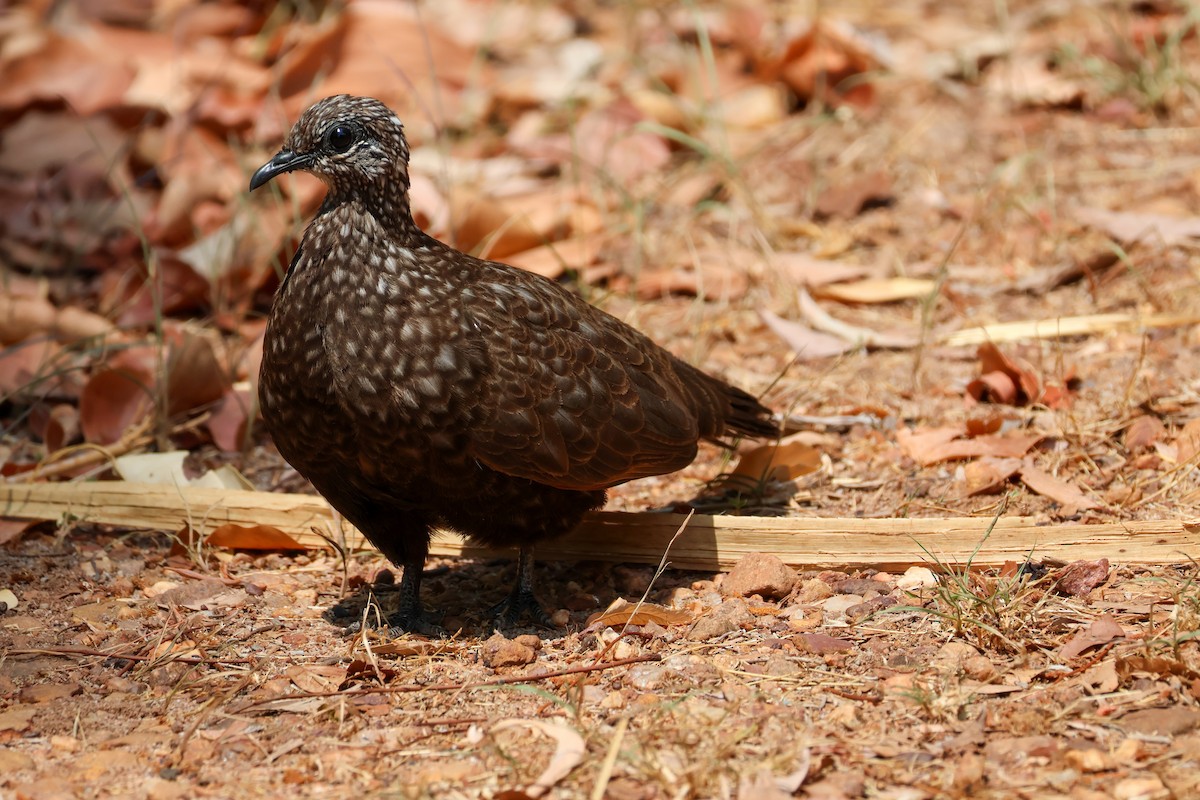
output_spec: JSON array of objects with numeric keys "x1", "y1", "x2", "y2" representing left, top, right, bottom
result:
[
  {"x1": 324, "y1": 569, "x2": 399, "y2": 627},
  {"x1": 385, "y1": 605, "x2": 446, "y2": 638},
  {"x1": 489, "y1": 586, "x2": 556, "y2": 629}
]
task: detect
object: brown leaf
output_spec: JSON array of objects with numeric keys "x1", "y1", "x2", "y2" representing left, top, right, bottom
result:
[
  {"x1": 585, "y1": 598, "x2": 692, "y2": 629},
  {"x1": 491, "y1": 720, "x2": 584, "y2": 799},
  {"x1": 1117, "y1": 655, "x2": 1200, "y2": 682},
  {"x1": 0, "y1": 33, "x2": 134, "y2": 115},
  {"x1": 731, "y1": 435, "x2": 822, "y2": 482},
  {"x1": 0, "y1": 518, "x2": 40, "y2": 546},
  {"x1": 896, "y1": 426, "x2": 1042, "y2": 465},
  {"x1": 1018, "y1": 458, "x2": 1102, "y2": 516},
  {"x1": 165, "y1": 326, "x2": 231, "y2": 416},
  {"x1": 773, "y1": 253, "x2": 872, "y2": 287},
  {"x1": 206, "y1": 524, "x2": 304, "y2": 552},
  {"x1": 0, "y1": 294, "x2": 114, "y2": 346},
  {"x1": 636, "y1": 264, "x2": 749, "y2": 302},
  {"x1": 758, "y1": 309, "x2": 855, "y2": 360},
  {"x1": 79, "y1": 361, "x2": 154, "y2": 444},
  {"x1": 505, "y1": 234, "x2": 605, "y2": 280},
  {"x1": 967, "y1": 343, "x2": 1040, "y2": 406},
  {"x1": 1124, "y1": 415, "x2": 1166, "y2": 453},
  {"x1": 815, "y1": 171, "x2": 893, "y2": 219},
  {"x1": 771, "y1": 20, "x2": 880, "y2": 109},
  {"x1": 1171, "y1": 418, "x2": 1200, "y2": 464},
  {"x1": 1075, "y1": 206, "x2": 1200, "y2": 246},
  {"x1": 1054, "y1": 559, "x2": 1110, "y2": 597},
  {"x1": 573, "y1": 98, "x2": 671, "y2": 188},
  {"x1": 206, "y1": 388, "x2": 253, "y2": 453},
  {"x1": 812, "y1": 277, "x2": 934, "y2": 304},
  {"x1": 962, "y1": 456, "x2": 1021, "y2": 496},
  {"x1": 1060, "y1": 614, "x2": 1124, "y2": 660}
]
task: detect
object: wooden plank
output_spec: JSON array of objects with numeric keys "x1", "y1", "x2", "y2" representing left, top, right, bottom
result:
[{"x1": 2, "y1": 481, "x2": 1196, "y2": 570}]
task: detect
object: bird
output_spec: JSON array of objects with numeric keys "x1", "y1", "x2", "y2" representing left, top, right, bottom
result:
[{"x1": 250, "y1": 94, "x2": 777, "y2": 633}]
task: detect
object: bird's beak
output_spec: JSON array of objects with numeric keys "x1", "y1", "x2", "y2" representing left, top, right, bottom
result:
[{"x1": 249, "y1": 149, "x2": 313, "y2": 192}]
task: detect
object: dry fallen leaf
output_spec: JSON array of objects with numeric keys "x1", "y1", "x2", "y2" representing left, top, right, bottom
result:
[
  {"x1": 1060, "y1": 614, "x2": 1125, "y2": 660},
  {"x1": 962, "y1": 456, "x2": 1022, "y2": 496},
  {"x1": 967, "y1": 343, "x2": 1041, "y2": 406},
  {"x1": 1075, "y1": 206, "x2": 1200, "y2": 246},
  {"x1": 206, "y1": 524, "x2": 304, "y2": 552},
  {"x1": 1018, "y1": 458, "x2": 1102, "y2": 517},
  {"x1": 491, "y1": 720, "x2": 585, "y2": 799},
  {"x1": 896, "y1": 426, "x2": 1042, "y2": 466},
  {"x1": 814, "y1": 170, "x2": 894, "y2": 219},
  {"x1": 585, "y1": 598, "x2": 693, "y2": 629},
  {"x1": 812, "y1": 277, "x2": 934, "y2": 304},
  {"x1": 1124, "y1": 415, "x2": 1166, "y2": 454},
  {"x1": 79, "y1": 362, "x2": 155, "y2": 445},
  {"x1": 771, "y1": 20, "x2": 881, "y2": 109},
  {"x1": 730, "y1": 434, "x2": 823, "y2": 482},
  {"x1": 759, "y1": 308, "x2": 856, "y2": 360}
]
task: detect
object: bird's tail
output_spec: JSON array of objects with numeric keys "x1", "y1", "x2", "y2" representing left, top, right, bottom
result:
[{"x1": 676, "y1": 361, "x2": 778, "y2": 443}]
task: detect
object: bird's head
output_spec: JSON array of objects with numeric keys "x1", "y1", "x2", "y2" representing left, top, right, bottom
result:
[{"x1": 250, "y1": 95, "x2": 411, "y2": 210}]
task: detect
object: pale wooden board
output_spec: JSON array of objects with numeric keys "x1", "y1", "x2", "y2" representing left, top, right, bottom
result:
[{"x1": 3, "y1": 481, "x2": 1197, "y2": 570}]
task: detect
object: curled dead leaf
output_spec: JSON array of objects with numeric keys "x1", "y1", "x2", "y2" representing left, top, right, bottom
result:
[
  {"x1": 967, "y1": 343, "x2": 1040, "y2": 406},
  {"x1": 585, "y1": 598, "x2": 693, "y2": 630}
]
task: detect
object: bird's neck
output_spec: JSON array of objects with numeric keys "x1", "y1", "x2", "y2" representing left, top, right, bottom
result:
[{"x1": 319, "y1": 188, "x2": 423, "y2": 242}]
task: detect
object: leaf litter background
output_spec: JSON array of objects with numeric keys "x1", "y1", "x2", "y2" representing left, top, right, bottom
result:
[{"x1": 3, "y1": 0, "x2": 1200, "y2": 798}]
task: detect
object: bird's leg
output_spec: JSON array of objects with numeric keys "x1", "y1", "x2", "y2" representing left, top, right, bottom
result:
[
  {"x1": 491, "y1": 545, "x2": 555, "y2": 628},
  {"x1": 385, "y1": 554, "x2": 445, "y2": 637}
]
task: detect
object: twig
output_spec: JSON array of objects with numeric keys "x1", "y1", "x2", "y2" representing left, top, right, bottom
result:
[
  {"x1": 591, "y1": 716, "x2": 629, "y2": 800},
  {"x1": 6, "y1": 417, "x2": 155, "y2": 483},
  {"x1": 231, "y1": 653, "x2": 662, "y2": 713},
  {"x1": 8, "y1": 646, "x2": 254, "y2": 666}
]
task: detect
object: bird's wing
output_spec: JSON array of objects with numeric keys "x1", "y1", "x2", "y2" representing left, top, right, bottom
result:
[{"x1": 459, "y1": 265, "x2": 707, "y2": 491}]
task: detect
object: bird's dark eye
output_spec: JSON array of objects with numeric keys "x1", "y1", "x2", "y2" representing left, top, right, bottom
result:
[{"x1": 326, "y1": 124, "x2": 357, "y2": 154}]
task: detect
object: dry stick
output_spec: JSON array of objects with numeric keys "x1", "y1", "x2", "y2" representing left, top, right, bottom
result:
[
  {"x1": 8, "y1": 646, "x2": 254, "y2": 666},
  {"x1": 590, "y1": 716, "x2": 629, "y2": 800},
  {"x1": 6, "y1": 417, "x2": 156, "y2": 483},
  {"x1": 230, "y1": 653, "x2": 662, "y2": 714}
]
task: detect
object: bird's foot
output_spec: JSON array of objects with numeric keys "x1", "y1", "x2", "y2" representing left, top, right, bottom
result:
[
  {"x1": 489, "y1": 587, "x2": 555, "y2": 629},
  {"x1": 384, "y1": 607, "x2": 446, "y2": 638}
]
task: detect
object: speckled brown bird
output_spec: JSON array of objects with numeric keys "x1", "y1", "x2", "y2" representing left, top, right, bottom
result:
[{"x1": 251, "y1": 95, "x2": 776, "y2": 633}]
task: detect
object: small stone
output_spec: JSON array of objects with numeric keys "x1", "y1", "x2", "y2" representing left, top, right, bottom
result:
[
  {"x1": 480, "y1": 633, "x2": 536, "y2": 668},
  {"x1": 1113, "y1": 775, "x2": 1168, "y2": 800},
  {"x1": 1065, "y1": 746, "x2": 1111, "y2": 773},
  {"x1": 1119, "y1": 707, "x2": 1200, "y2": 736},
  {"x1": 821, "y1": 594, "x2": 863, "y2": 620},
  {"x1": 19, "y1": 682, "x2": 80, "y2": 704},
  {"x1": 794, "y1": 578, "x2": 834, "y2": 603},
  {"x1": 688, "y1": 597, "x2": 752, "y2": 641},
  {"x1": 931, "y1": 641, "x2": 980, "y2": 672},
  {"x1": 962, "y1": 655, "x2": 996, "y2": 681},
  {"x1": 845, "y1": 594, "x2": 896, "y2": 620},
  {"x1": 721, "y1": 553, "x2": 797, "y2": 599},
  {"x1": 49, "y1": 735, "x2": 80, "y2": 753},
  {"x1": 626, "y1": 663, "x2": 666, "y2": 690},
  {"x1": 832, "y1": 578, "x2": 880, "y2": 595},
  {"x1": 896, "y1": 566, "x2": 938, "y2": 591},
  {"x1": 513, "y1": 634, "x2": 542, "y2": 651}
]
